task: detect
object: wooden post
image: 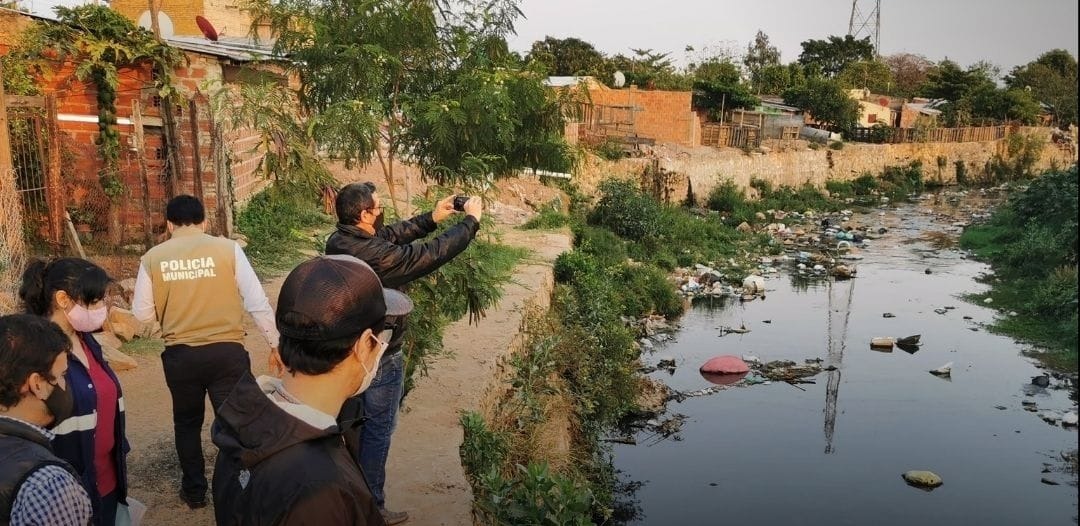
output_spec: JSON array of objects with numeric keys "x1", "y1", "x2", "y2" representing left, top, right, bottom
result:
[
  {"x1": 210, "y1": 123, "x2": 233, "y2": 237},
  {"x1": 0, "y1": 61, "x2": 29, "y2": 285},
  {"x1": 188, "y1": 98, "x2": 204, "y2": 202},
  {"x1": 0, "y1": 61, "x2": 13, "y2": 184},
  {"x1": 161, "y1": 98, "x2": 185, "y2": 198},
  {"x1": 132, "y1": 100, "x2": 155, "y2": 249},
  {"x1": 44, "y1": 96, "x2": 64, "y2": 251}
]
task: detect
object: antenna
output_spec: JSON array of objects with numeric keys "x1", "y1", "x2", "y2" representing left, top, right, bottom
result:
[
  {"x1": 196, "y1": 15, "x2": 219, "y2": 42},
  {"x1": 847, "y1": 0, "x2": 881, "y2": 57},
  {"x1": 613, "y1": 71, "x2": 626, "y2": 88}
]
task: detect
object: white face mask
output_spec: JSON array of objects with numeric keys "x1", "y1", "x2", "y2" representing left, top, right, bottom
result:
[
  {"x1": 66, "y1": 302, "x2": 107, "y2": 333},
  {"x1": 353, "y1": 329, "x2": 391, "y2": 397}
]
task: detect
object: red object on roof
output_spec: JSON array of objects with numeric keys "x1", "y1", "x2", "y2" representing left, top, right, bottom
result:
[
  {"x1": 878, "y1": 97, "x2": 890, "y2": 107},
  {"x1": 195, "y1": 15, "x2": 218, "y2": 41},
  {"x1": 700, "y1": 355, "x2": 749, "y2": 375}
]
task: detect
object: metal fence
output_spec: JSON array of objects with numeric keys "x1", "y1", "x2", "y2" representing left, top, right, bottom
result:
[{"x1": 1, "y1": 93, "x2": 62, "y2": 313}]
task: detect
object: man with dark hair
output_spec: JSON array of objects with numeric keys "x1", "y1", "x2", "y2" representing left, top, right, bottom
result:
[
  {"x1": 0, "y1": 314, "x2": 93, "y2": 525},
  {"x1": 212, "y1": 255, "x2": 411, "y2": 526},
  {"x1": 314, "y1": 182, "x2": 481, "y2": 524},
  {"x1": 131, "y1": 194, "x2": 279, "y2": 509}
]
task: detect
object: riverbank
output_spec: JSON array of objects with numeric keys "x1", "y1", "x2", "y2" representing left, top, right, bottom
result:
[
  {"x1": 960, "y1": 167, "x2": 1078, "y2": 371},
  {"x1": 614, "y1": 189, "x2": 1079, "y2": 524}
]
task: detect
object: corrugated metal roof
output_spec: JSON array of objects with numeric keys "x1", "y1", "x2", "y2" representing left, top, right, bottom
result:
[{"x1": 165, "y1": 36, "x2": 279, "y2": 62}]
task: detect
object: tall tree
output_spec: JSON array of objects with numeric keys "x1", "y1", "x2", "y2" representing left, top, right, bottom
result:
[
  {"x1": 246, "y1": 0, "x2": 570, "y2": 212},
  {"x1": 837, "y1": 59, "x2": 894, "y2": 94},
  {"x1": 1006, "y1": 49, "x2": 1078, "y2": 126},
  {"x1": 526, "y1": 36, "x2": 608, "y2": 78},
  {"x1": 920, "y1": 59, "x2": 996, "y2": 102},
  {"x1": 797, "y1": 35, "x2": 874, "y2": 78},
  {"x1": 743, "y1": 30, "x2": 780, "y2": 92},
  {"x1": 883, "y1": 53, "x2": 933, "y2": 98},
  {"x1": 783, "y1": 77, "x2": 860, "y2": 133},
  {"x1": 690, "y1": 59, "x2": 758, "y2": 120}
]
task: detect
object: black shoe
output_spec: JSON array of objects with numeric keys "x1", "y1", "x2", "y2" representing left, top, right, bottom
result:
[{"x1": 180, "y1": 490, "x2": 207, "y2": 509}]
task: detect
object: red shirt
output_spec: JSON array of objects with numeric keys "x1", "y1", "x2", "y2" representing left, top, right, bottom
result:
[{"x1": 83, "y1": 340, "x2": 119, "y2": 497}]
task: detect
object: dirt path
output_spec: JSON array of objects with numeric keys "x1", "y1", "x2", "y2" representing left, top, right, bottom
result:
[{"x1": 118, "y1": 227, "x2": 569, "y2": 525}]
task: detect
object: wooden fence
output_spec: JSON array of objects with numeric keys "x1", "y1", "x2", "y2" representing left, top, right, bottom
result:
[
  {"x1": 850, "y1": 125, "x2": 1009, "y2": 144},
  {"x1": 700, "y1": 123, "x2": 760, "y2": 148}
]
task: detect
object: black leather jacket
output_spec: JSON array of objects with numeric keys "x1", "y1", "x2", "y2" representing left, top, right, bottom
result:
[{"x1": 325, "y1": 212, "x2": 480, "y2": 289}]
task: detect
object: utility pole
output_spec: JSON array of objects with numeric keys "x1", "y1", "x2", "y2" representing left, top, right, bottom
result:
[{"x1": 848, "y1": 0, "x2": 882, "y2": 57}]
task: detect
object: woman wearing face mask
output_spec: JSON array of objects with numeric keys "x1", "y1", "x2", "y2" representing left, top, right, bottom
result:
[{"x1": 19, "y1": 258, "x2": 130, "y2": 526}]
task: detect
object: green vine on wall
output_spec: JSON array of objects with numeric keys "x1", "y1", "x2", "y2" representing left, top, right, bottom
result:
[{"x1": 15, "y1": 5, "x2": 184, "y2": 201}]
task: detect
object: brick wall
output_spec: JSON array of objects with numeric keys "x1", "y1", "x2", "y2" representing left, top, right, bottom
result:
[
  {"x1": 4, "y1": 24, "x2": 268, "y2": 242},
  {"x1": 587, "y1": 87, "x2": 695, "y2": 146}
]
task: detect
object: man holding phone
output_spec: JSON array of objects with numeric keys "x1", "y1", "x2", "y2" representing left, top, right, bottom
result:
[{"x1": 319, "y1": 182, "x2": 481, "y2": 524}]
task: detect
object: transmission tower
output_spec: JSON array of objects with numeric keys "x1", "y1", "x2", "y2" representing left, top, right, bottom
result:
[{"x1": 848, "y1": 0, "x2": 881, "y2": 57}]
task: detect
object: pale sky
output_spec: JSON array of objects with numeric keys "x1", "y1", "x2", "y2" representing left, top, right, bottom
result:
[
  {"x1": 507, "y1": 0, "x2": 1080, "y2": 75},
  {"x1": 16, "y1": 0, "x2": 1079, "y2": 76}
]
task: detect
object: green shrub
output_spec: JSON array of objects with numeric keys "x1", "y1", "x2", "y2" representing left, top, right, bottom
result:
[
  {"x1": 960, "y1": 166, "x2": 1078, "y2": 364},
  {"x1": 824, "y1": 180, "x2": 854, "y2": 197},
  {"x1": 236, "y1": 183, "x2": 332, "y2": 274},
  {"x1": 829, "y1": 141, "x2": 844, "y2": 150},
  {"x1": 521, "y1": 209, "x2": 569, "y2": 230},
  {"x1": 588, "y1": 179, "x2": 664, "y2": 240},
  {"x1": 852, "y1": 174, "x2": 879, "y2": 195},
  {"x1": 955, "y1": 160, "x2": 969, "y2": 186},
  {"x1": 614, "y1": 264, "x2": 683, "y2": 319},
  {"x1": 705, "y1": 180, "x2": 745, "y2": 213},
  {"x1": 476, "y1": 463, "x2": 593, "y2": 526},
  {"x1": 460, "y1": 411, "x2": 509, "y2": 483},
  {"x1": 553, "y1": 250, "x2": 597, "y2": 284},
  {"x1": 592, "y1": 138, "x2": 626, "y2": 161}
]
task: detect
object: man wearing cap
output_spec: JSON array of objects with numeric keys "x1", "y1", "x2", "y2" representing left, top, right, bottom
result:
[
  {"x1": 316, "y1": 182, "x2": 482, "y2": 525},
  {"x1": 131, "y1": 195, "x2": 280, "y2": 509},
  {"x1": 212, "y1": 255, "x2": 412, "y2": 526}
]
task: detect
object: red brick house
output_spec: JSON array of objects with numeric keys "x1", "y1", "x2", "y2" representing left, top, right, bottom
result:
[{"x1": 1, "y1": 7, "x2": 281, "y2": 245}]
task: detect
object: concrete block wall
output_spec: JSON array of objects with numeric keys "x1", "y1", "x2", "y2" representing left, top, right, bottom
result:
[{"x1": 577, "y1": 133, "x2": 1075, "y2": 208}]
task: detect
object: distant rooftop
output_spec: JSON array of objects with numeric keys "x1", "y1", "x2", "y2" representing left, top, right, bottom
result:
[{"x1": 165, "y1": 35, "x2": 279, "y2": 62}]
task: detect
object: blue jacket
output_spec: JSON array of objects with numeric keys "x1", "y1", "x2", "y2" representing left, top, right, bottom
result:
[{"x1": 51, "y1": 332, "x2": 129, "y2": 525}]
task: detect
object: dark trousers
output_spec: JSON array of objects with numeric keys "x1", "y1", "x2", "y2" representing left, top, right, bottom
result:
[
  {"x1": 161, "y1": 342, "x2": 250, "y2": 499},
  {"x1": 98, "y1": 491, "x2": 118, "y2": 526}
]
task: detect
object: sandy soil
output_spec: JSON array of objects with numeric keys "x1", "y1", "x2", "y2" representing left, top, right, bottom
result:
[{"x1": 117, "y1": 213, "x2": 570, "y2": 525}]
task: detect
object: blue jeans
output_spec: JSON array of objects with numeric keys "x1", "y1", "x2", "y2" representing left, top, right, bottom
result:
[{"x1": 358, "y1": 350, "x2": 404, "y2": 509}]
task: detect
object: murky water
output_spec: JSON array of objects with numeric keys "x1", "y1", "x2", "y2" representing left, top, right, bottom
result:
[{"x1": 613, "y1": 194, "x2": 1079, "y2": 525}]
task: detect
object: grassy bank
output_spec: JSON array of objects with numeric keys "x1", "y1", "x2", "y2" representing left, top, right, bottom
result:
[
  {"x1": 960, "y1": 166, "x2": 1078, "y2": 370},
  {"x1": 463, "y1": 179, "x2": 770, "y2": 523}
]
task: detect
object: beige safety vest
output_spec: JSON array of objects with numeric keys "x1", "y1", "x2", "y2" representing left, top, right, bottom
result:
[{"x1": 141, "y1": 226, "x2": 244, "y2": 347}]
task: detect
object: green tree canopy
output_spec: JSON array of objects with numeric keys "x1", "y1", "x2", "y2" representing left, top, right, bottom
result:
[
  {"x1": 1005, "y1": 49, "x2": 1078, "y2": 126},
  {"x1": 526, "y1": 36, "x2": 609, "y2": 78},
  {"x1": 690, "y1": 59, "x2": 758, "y2": 120},
  {"x1": 743, "y1": 30, "x2": 780, "y2": 92},
  {"x1": 921, "y1": 59, "x2": 997, "y2": 101},
  {"x1": 247, "y1": 0, "x2": 571, "y2": 206},
  {"x1": 797, "y1": 35, "x2": 874, "y2": 78},
  {"x1": 836, "y1": 59, "x2": 894, "y2": 94},
  {"x1": 783, "y1": 77, "x2": 860, "y2": 133}
]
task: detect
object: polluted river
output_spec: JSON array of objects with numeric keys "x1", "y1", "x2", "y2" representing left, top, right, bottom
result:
[{"x1": 612, "y1": 190, "x2": 1079, "y2": 525}]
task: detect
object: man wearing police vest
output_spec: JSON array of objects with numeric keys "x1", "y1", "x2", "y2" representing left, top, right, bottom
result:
[{"x1": 132, "y1": 195, "x2": 279, "y2": 510}]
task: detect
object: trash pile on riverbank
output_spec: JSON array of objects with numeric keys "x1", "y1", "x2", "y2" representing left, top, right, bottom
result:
[{"x1": 672, "y1": 206, "x2": 894, "y2": 298}]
